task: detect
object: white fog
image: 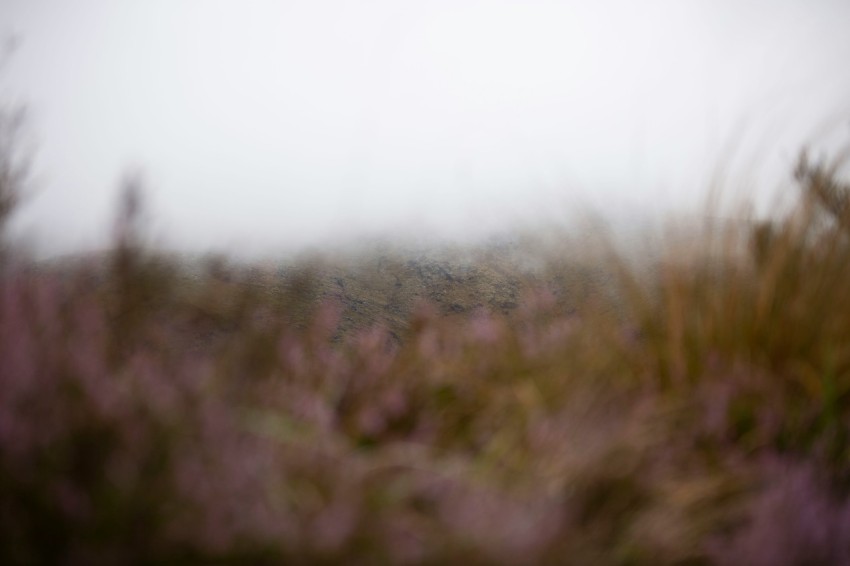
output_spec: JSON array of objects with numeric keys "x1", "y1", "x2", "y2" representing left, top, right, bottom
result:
[{"x1": 1, "y1": 0, "x2": 849, "y2": 257}]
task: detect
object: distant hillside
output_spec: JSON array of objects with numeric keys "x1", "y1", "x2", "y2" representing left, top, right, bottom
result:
[
  {"x1": 191, "y1": 239, "x2": 619, "y2": 344},
  {"x1": 35, "y1": 235, "x2": 621, "y2": 345}
]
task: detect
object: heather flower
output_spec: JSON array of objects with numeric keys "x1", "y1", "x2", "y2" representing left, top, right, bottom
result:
[
  {"x1": 709, "y1": 458, "x2": 850, "y2": 566},
  {"x1": 0, "y1": 142, "x2": 848, "y2": 563}
]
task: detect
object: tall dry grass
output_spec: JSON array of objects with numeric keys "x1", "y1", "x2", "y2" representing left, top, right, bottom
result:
[{"x1": 0, "y1": 111, "x2": 849, "y2": 563}]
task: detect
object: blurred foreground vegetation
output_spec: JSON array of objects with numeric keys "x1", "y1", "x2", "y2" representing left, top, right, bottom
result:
[{"x1": 2, "y1": 124, "x2": 850, "y2": 563}]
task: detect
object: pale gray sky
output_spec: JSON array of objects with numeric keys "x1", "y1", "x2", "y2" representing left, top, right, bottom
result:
[{"x1": 2, "y1": 0, "x2": 849, "y2": 257}]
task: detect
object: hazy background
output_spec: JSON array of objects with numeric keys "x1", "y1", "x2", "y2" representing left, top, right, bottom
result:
[{"x1": 1, "y1": 0, "x2": 849, "y2": 258}]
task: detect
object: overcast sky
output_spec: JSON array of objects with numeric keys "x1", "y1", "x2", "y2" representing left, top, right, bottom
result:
[{"x1": 2, "y1": 0, "x2": 849, "y2": 257}]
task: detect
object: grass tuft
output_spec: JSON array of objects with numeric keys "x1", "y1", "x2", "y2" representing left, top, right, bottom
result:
[{"x1": 1, "y1": 130, "x2": 850, "y2": 563}]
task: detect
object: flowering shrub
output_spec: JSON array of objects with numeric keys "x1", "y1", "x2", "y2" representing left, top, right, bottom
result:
[{"x1": 0, "y1": 149, "x2": 849, "y2": 563}]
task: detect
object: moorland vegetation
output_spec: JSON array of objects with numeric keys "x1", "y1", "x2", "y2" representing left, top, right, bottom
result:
[{"x1": 1, "y1": 94, "x2": 850, "y2": 563}]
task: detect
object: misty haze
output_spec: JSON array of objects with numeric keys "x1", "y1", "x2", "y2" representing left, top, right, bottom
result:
[
  {"x1": 2, "y1": 0, "x2": 848, "y2": 256},
  {"x1": 2, "y1": 2, "x2": 850, "y2": 564}
]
